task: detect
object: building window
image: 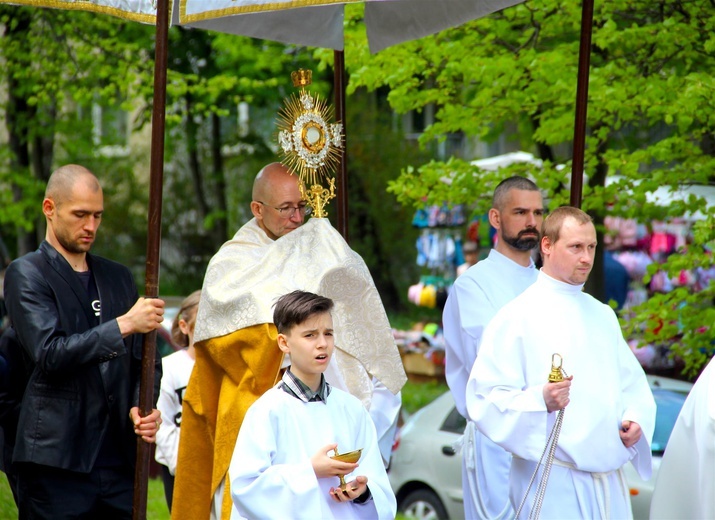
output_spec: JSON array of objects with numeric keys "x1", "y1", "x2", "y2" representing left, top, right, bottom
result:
[{"x1": 78, "y1": 94, "x2": 129, "y2": 157}]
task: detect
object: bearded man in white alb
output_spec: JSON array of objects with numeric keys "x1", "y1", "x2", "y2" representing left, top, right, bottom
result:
[
  {"x1": 443, "y1": 176, "x2": 543, "y2": 519},
  {"x1": 467, "y1": 206, "x2": 656, "y2": 519}
]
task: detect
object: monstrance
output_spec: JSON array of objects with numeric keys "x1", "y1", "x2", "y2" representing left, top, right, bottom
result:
[{"x1": 276, "y1": 69, "x2": 344, "y2": 218}]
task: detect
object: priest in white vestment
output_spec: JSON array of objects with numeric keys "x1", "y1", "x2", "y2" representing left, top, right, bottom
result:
[
  {"x1": 443, "y1": 176, "x2": 544, "y2": 519},
  {"x1": 173, "y1": 163, "x2": 405, "y2": 520},
  {"x1": 649, "y1": 356, "x2": 715, "y2": 519},
  {"x1": 467, "y1": 207, "x2": 656, "y2": 519}
]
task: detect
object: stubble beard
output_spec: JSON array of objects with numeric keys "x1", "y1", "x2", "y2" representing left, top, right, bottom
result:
[{"x1": 57, "y1": 231, "x2": 93, "y2": 254}]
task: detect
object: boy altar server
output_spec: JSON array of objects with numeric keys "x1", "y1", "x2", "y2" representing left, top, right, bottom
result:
[{"x1": 228, "y1": 291, "x2": 396, "y2": 520}]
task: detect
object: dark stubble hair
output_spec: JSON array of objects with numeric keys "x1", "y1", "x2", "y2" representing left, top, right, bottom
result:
[{"x1": 502, "y1": 228, "x2": 540, "y2": 251}]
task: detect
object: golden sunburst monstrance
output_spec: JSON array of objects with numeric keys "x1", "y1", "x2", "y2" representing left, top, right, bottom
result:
[{"x1": 276, "y1": 69, "x2": 344, "y2": 218}]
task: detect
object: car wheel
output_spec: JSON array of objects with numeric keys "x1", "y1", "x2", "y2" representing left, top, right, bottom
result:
[{"x1": 400, "y1": 489, "x2": 449, "y2": 520}]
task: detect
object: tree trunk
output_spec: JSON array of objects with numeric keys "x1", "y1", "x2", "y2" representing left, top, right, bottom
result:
[
  {"x1": 184, "y1": 93, "x2": 210, "y2": 223},
  {"x1": 584, "y1": 133, "x2": 609, "y2": 303},
  {"x1": 4, "y1": 9, "x2": 38, "y2": 257},
  {"x1": 210, "y1": 111, "x2": 228, "y2": 245},
  {"x1": 349, "y1": 167, "x2": 402, "y2": 313},
  {"x1": 532, "y1": 114, "x2": 555, "y2": 164}
]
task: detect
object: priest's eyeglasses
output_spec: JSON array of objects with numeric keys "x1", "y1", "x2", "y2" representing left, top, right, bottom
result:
[{"x1": 256, "y1": 201, "x2": 312, "y2": 218}]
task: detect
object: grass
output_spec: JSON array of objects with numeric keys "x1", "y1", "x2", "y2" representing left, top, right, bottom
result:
[
  {"x1": 401, "y1": 379, "x2": 449, "y2": 415},
  {"x1": 0, "y1": 475, "x2": 15, "y2": 520},
  {"x1": 147, "y1": 478, "x2": 171, "y2": 519},
  {"x1": 0, "y1": 380, "x2": 447, "y2": 517},
  {"x1": 388, "y1": 307, "x2": 443, "y2": 333},
  {"x1": 1, "y1": 464, "x2": 419, "y2": 520}
]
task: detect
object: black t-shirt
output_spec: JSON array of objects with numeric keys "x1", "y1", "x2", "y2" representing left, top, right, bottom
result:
[{"x1": 76, "y1": 270, "x2": 124, "y2": 468}]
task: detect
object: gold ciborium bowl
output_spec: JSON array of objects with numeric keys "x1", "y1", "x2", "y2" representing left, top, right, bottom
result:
[{"x1": 331, "y1": 447, "x2": 363, "y2": 490}]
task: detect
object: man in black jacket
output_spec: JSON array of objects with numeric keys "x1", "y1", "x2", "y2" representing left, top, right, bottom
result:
[
  {"x1": 0, "y1": 327, "x2": 28, "y2": 506},
  {"x1": 4, "y1": 164, "x2": 165, "y2": 519}
]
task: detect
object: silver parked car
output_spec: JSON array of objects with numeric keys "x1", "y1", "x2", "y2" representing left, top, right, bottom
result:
[{"x1": 388, "y1": 375, "x2": 692, "y2": 520}]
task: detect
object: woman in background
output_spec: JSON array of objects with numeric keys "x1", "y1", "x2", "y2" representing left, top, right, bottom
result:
[{"x1": 155, "y1": 290, "x2": 201, "y2": 511}]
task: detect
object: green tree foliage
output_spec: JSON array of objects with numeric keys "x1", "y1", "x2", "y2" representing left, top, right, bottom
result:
[
  {"x1": 337, "y1": 0, "x2": 715, "y2": 376},
  {"x1": 339, "y1": 88, "x2": 431, "y2": 310},
  {"x1": 0, "y1": 7, "x2": 323, "y2": 294},
  {"x1": 1, "y1": 6, "x2": 427, "y2": 308},
  {"x1": 0, "y1": 6, "x2": 155, "y2": 259}
]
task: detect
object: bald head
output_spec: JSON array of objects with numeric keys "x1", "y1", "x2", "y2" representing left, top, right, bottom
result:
[
  {"x1": 42, "y1": 164, "x2": 104, "y2": 264},
  {"x1": 250, "y1": 162, "x2": 305, "y2": 240},
  {"x1": 46, "y1": 164, "x2": 101, "y2": 206},
  {"x1": 252, "y1": 162, "x2": 297, "y2": 201}
]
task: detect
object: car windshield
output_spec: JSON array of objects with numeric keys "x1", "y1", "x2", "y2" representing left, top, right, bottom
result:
[
  {"x1": 441, "y1": 407, "x2": 467, "y2": 435},
  {"x1": 652, "y1": 388, "x2": 689, "y2": 455}
]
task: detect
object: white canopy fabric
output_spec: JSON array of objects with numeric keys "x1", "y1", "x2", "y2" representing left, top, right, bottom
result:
[
  {"x1": 439, "y1": 150, "x2": 547, "y2": 186},
  {"x1": 177, "y1": 0, "x2": 524, "y2": 52},
  {"x1": 5, "y1": 0, "x2": 524, "y2": 53},
  {"x1": 447, "y1": 152, "x2": 714, "y2": 221},
  {"x1": 638, "y1": 185, "x2": 715, "y2": 218},
  {"x1": 0, "y1": 0, "x2": 159, "y2": 22},
  {"x1": 471, "y1": 150, "x2": 543, "y2": 170},
  {"x1": 606, "y1": 176, "x2": 715, "y2": 220}
]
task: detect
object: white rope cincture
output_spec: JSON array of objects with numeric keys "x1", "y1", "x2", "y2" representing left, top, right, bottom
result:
[
  {"x1": 529, "y1": 408, "x2": 564, "y2": 519},
  {"x1": 513, "y1": 408, "x2": 564, "y2": 519},
  {"x1": 514, "y1": 354, "x2": 567, "y2": 520}
]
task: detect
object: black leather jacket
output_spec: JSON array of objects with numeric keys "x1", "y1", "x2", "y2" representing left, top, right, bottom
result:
[{"x1": 3, "y1": 241, "x2": 161, "y2": 472}]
